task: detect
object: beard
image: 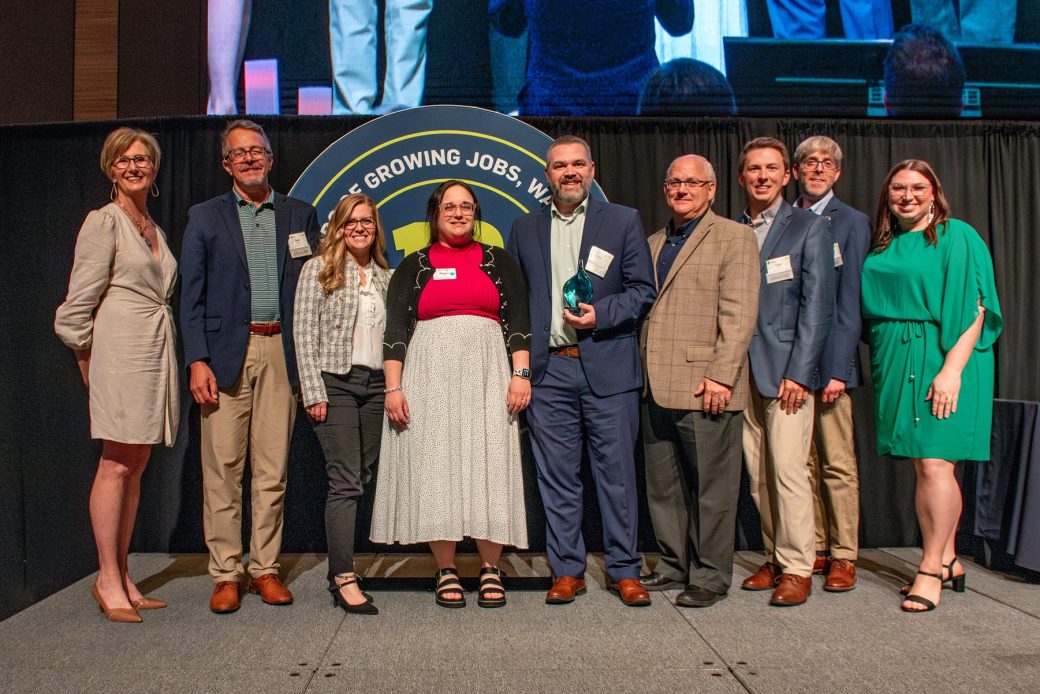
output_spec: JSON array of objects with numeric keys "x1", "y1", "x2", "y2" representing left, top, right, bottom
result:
[{"x1": 552, "y1": 178, "x2": 591, "y2": 206}]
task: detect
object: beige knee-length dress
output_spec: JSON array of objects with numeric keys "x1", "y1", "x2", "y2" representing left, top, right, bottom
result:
[{"x1": 55, "y1": 203, "x2": 180, "y2": 445}]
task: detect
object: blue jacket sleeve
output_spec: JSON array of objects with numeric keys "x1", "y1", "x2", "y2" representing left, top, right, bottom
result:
[
  {"x1": 590, "y1": 208, "x2": 657, "y2": 333},
  {"x1": 784, "y1": 214, "x2": 835, "y2": 387},
  {"x1": 179, "y1": 205, "x2": 210, "y2": 367}
]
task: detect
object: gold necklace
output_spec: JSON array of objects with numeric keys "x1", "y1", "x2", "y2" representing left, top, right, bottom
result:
[{"x1": 115, "y1": 199, "x2": 153, "y2": 247}]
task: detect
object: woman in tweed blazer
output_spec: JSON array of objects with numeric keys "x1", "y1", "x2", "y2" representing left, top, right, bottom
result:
[{"x1": 294, "y1": 194, "x2": 391, "y2": 615}]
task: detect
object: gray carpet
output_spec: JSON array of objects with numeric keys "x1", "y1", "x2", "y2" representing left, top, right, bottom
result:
[{"x1": 2, "y1": 550, "x2": 1038, "y2": 693}]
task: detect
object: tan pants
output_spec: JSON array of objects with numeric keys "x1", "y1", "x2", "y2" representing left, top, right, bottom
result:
[
  {"x1": 201, "y1": 334, "x2": 297, "y2": 582},
  {"x1": 743, "y1": 380, "x2": 816, "y2": 577},
  {"x1": 808, "y1": 391, "x2": 860, "y2": 560}
]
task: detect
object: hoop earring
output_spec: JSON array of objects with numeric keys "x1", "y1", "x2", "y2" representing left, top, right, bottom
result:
[
  {"x1": 110, "y1": 181, "x2": 117, "y2": 202},
  {"x1": 151, "y1": 182, "x2": 159, "y2": 198}
]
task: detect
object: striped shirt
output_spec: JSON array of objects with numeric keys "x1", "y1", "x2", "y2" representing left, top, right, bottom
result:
[{"x1": 235, "y1": 188, "x2": 280, "y2": 321}]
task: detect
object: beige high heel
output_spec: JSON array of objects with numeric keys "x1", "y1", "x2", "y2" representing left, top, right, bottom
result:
[{"x1": 92, "y1": 584, "x2": 142, "y2": 623}]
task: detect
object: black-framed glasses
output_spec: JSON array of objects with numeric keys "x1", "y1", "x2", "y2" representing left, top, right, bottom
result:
[
  {"x1": 800, "y1": 157, "x2": 837, "y2": 172},
  {"x1": 440, "y1": 202, "x2": 476, "y2": 216},
  {"x1": 226, "y1": 146, "x2": 271, "y2": 163},
  {"x1": 343, "y1": 217, "x2": 376, "y2": 230},
  {"x1": 889, "y1": 183, "x2": 931, "y2": 196},
  {"x1": 112, "y1": 155, "x2": 153, "y2": 170},
  {"x1": 663, "y1": 178, "x2": 711, "y2": 190}
]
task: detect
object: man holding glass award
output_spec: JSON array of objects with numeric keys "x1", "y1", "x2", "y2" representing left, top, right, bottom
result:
[{"x1": 506, "y1": 135, "x2": 657, "y2": 607}]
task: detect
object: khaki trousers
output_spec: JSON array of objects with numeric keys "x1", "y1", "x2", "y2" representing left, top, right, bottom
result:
[
  {"x1": 808, "y1": 391, "x2": 860, "y2": 560},
  {"x1": 201, "y1": 334, "x2": 297, "y2": 582},
  {"x1": 743, "y1": 379, "x2": 816, "y2": 577}
]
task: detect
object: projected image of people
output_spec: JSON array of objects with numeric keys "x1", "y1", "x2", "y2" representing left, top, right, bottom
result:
[
  {"x1": 489, "y1": 0, "x2": 694, "y2": 116},
  {"x1": 330, "y1": 0, "x2": 433, "y2": 114},
  {"x1": 884, "y1": 24, "x2": 966, "y2": 118},
  {"x1": 637, "y1": 58, "x2": 736, "y2": 116}
]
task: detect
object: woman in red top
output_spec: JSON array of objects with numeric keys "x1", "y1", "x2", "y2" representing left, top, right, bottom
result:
[{"x1": 370, "y1": 180, "x2": 531, "y2": 608}]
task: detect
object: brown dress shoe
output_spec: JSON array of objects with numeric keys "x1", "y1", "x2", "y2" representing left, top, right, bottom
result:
[
  {"x1": 812, "y1": 555, "x2": 830, "y2": 574},
  {"x1": 770, "y1": 574, "x2": 812, "y2": 606},
  {"x1": 824, "y1": 559, "x2": 856, "y2": 592},
  {"x1": 608, "y1": 578, "x2": 651, "y2": 606},
  {"x1": 741, "y1": 562, "x2": 781, "y2": 591},
  {"x1": 249, "y1": 573, "x2": 294, "y2": 605},
  {"x1": 131, "y1": 596, "x2": 167, "y2": 610},
  {"x1": 210, "y1": 581, "x2": 241, "y2": 614},
  {"x1": 545, "y1": 576, "x2": 586, "y2": 604}
]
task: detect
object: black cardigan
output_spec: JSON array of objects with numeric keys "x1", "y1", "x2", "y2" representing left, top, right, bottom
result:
[{"x1": 382, "y1": 243, "x2": 532, "y2": 362}]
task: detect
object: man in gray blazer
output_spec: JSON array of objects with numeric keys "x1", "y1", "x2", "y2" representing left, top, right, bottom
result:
[
  {"x1": 737, "y1": 137, "x2": 834, "y2": 606},
  {"x1": 640, "y1": 154, "x2": 759, "y2": 607},
  {"x1": 792, "y1": 136, "x2": 872, "y2": 592}
]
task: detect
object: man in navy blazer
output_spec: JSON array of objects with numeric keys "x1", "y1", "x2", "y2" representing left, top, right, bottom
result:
[
  {"x1": 792, "y1": 136, "x2": 871, "y2": 592},
  {"x1": 506, "y1": 135, "x2": 657, "y2": 606},
  {"x1": 737, "y1": 137, "x2": 834, "y2": 606},
  {"x1": 180, "y1": 120, "x2": 320, "y2": 614}
]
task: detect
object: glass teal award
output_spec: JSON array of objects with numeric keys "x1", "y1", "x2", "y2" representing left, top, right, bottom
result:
[{"x1": 562, "y1": 260, "x2": 594, "y2": 315}]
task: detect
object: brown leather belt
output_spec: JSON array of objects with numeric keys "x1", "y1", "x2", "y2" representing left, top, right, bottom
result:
[
  {"x1": 250, "y1": 321, "x2": 282, "y2": 336},
  {"x1": 548, "y1": 345, "x2": 580, "y2": 358}
]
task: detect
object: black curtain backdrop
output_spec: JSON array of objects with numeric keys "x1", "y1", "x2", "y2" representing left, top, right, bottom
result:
[{"x1": 1, "y1": 115, "x2": 1037, "y2": 620}]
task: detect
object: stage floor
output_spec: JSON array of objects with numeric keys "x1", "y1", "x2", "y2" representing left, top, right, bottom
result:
[{"x1": 2, "y1": 549, "x2": 1038, "y2": 693}]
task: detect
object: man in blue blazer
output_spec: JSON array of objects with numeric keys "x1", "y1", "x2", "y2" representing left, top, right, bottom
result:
[
  {"x1": 506, "y1": 135, "x2": 657, "y2": 606},
  {"x1": 792, "y1": 136, "x2": 871, "y2": 592},
  {"x1": 180, "y1": 120, "x2": 320, "y2": 614},
  {"x1": 737, "y1": 137, "x2": 834, "y2": 606}
]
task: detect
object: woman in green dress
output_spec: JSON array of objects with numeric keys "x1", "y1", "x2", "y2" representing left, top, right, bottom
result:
[{"x1": 861, "y1": 160, "x2": 1002, "y2": 613}]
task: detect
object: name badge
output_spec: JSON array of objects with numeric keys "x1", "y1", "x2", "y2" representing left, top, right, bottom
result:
[
  {"x1": 766, "y1": 255, "x2": 794, "y2": 284},
  {"x1": 433, "y1": 268, "x2": 457, "y2": 280},
  {"x1": 585, "y1": 245, "x2": 614, "y2": 277},
  {"x1": 833, "y1": 242, "x2": 844, "y2": 268},
  {"x1": 288, "y1": 232, "x2": 312, "y2": 258}
]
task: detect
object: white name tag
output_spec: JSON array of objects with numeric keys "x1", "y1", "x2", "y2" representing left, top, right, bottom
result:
[
  {"x1": 766, "y1": 255, "x2": 794, "y2": 284},
  {"x1": 433, "y1": 268, "x2": 457, "y2": 280},
  {"x1": 288, "y1": 232, "x2": 312, "y2": 258},
  {"x1": 585, "y1": 245, "x2": 614, "y2": 277},
  {"x1": 833, "y1": 242, "x2": 844, "y2": 268}
]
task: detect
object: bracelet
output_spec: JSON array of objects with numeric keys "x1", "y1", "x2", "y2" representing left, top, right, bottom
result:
[{"x1": 383, "y1": 386, "x2": 403, "y2": 394}]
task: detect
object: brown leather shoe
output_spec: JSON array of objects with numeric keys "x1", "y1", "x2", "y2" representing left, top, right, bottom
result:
[
  {"x1": 824, "y1": 558, "x2": 856, "y2": 592},
  {"x1": 608, "y1": 578, "x2": 651, "y2": 606},
  {"x1": 741, "y1": 562, "x2": 781, "y2": 591},
  {"x1": 248, "y1": 573, "x2": 293, "y2": 605},
  {"x1": 770, "y1": 573, "x2": 812, "y2": 606},
  {"x1": 131, "y1": 596, "x2": 168, "y2": 610},
  {"x1": 812, "y1": 554, "x2": 830, "y2": 574},
  {"x1": 210, "y1": 581, "x2": 241, "y2": 614},
  {"x1": 545, "y1": 576, "x2": 586, "y2": 604}
]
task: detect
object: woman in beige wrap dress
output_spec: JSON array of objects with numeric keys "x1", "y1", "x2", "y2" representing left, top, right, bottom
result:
[{"x1": 54, "y1": 128, "x2": 179, "y2": 623}]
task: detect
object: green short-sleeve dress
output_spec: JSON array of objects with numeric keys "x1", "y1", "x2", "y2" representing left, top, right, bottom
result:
[{"x1": 861, "y1": 218, "x2": 1002, "y2": 461}]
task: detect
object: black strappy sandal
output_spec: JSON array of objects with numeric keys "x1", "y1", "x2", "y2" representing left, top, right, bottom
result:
[
  {"x1": 478, "y1": 566, "x2": 507, "y2": 608},
  {"x1": 900, "y1": 556, "x2": 967, "y2": 595},
  {"x1": 435, "y1": 567, "x2": 466, "y2": 608},
  {"x1": 901, "y1": 569, "x2": 943, "y2": 613}
]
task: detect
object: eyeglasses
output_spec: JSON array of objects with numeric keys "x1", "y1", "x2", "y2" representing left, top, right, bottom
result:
[
  {"x1": 226, "y1": 146, "x2": 271, "y2": 163},
  {"x1": 800, "y1": 158, "x2": 837, "y2": 172},
  {"x1": 343, "y1": 217, "x2": 376, "y2": 230},
  {"x1": 112, "y1": 155, "x2": 153, "y2": 170},
  {"x1": 440, "y1": 202, "x2": 476, "y2": 216},
  {"x1": 889, "y1": 183, "x2": 931, "y2": 196},
  {"x1": 663, "y1": 178, "x2": 712, "y2": 190}
]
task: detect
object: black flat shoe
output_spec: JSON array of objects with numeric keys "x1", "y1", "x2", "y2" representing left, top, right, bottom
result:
[
  {"x1": 332, "y1": 576, "x2": 378, "y2": 615},
  {"x1": 675, "y1": 585, "x2": 726, "y2": 608},
  {"x1": 435, "y1": 567, "x2": 466, "y2": 608},
  {"x1": 639, "y1": 571, "x2": 684, "y2": 591},
  {"x1": 478, "y1": 566, "x2": 507, "y2": 608}
]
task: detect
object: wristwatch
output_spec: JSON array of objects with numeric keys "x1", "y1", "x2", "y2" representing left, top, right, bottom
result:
[{"x1": 512, "y1": 368, "x2": 531, "y2": 380}]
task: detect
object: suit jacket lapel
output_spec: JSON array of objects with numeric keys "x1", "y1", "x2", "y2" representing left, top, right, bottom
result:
[
  {"x1": 760, "y1": 201, "x2": 792, "y2": 267},
  {"x1": 221, "y1": 191, "x2": 249, "y2": 271},
  {"x1": 536, "y1": 206, "x2": 553, "y2": 299},
  {"x1": 578, "y1": 198, "x2": 604, "y2": 263},
  {"x1": 659, "y1": 211, "x2": 714, "y2": 295},
  {"x1": 273, "y1": 192, "x2": 290, "y2": 283}
]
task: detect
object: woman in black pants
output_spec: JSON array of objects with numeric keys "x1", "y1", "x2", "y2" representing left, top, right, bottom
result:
[{"x1": 294, "y1": 193, "x2": 391, "y2": 614}]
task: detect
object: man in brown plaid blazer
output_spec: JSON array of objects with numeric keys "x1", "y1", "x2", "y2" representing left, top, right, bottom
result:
[{"x1": 639, "y1": 154, "x2": 760, "y2": 608}]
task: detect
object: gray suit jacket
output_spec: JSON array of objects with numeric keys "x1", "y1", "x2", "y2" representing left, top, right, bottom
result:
[{"x1": 745, "y1": 200, "x2": 835, "y2": 397}]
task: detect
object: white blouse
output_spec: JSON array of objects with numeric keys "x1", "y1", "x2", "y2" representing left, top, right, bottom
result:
[{"x1": 351, "y1": 270, "x2": 386, "y2": 370}]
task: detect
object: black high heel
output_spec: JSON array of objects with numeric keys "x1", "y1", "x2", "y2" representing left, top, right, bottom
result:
[
  {"x1": 900, "y1": 557, "x2": 967, "y2": 595},
  {"x1": 332, "y1": 576, "x2": 378, "y2": 615},
  {"x1": 901, "y1": 569, "x2": 943, "y2": 613}
]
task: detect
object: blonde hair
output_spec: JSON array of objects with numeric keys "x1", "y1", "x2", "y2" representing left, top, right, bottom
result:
[
  {"x1": 100, "y1": 127, "x2": 161, "y2": 176},
  {"x1": 318, "y1": 194, "x2": 388, "y2": 293}
]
